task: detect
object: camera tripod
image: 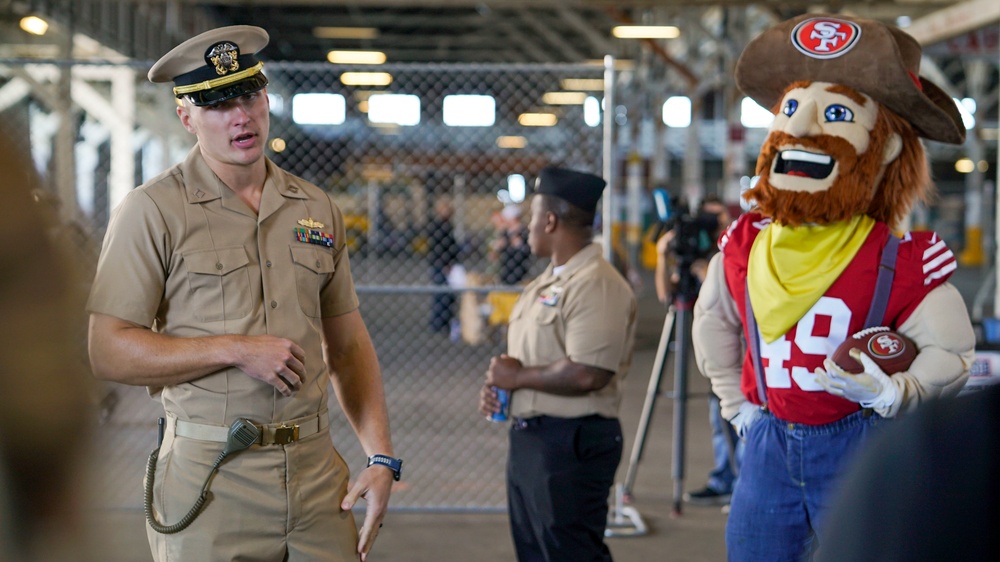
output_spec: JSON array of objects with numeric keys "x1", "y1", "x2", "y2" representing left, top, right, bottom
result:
[{"x1": 607, "y1": 261, "x2": 699, "y2": 537}]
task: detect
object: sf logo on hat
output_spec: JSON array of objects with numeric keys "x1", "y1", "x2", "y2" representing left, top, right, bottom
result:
[{"x1": 791, "y1": 17, "x2": 861, "y2": 59}]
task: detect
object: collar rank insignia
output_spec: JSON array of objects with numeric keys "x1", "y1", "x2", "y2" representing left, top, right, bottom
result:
[
  {"x1": 206, "y1": 41, "x2": 240, "y2": 76},
  {"x1": 538, "y1": 285, "x2": 563, "y2": 307},
  {"x1": 298, "y1": 218, "x2": 325, "y2": 229},
  {"x1": 295, "y1": 227, "x2": 334, "y2": 248}
]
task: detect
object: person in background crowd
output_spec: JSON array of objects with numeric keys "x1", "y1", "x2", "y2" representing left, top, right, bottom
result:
[
  {"x1": 428, "y1": 197, "x2": 461, "y2": 333},
  {"x1": 656, "y1": 194, "x2": 741, "y2": 507},
  {"x1": 493, "y1": 204, "x2": 532, "y2": 286}
]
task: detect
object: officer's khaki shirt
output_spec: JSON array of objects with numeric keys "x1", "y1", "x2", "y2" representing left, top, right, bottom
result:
[
  {"x1": 87, "y1": 146, "x2": 358, "y2": 425},
  {"x1": 507, "y1": 243, "x2": 637, "y2": 419}
]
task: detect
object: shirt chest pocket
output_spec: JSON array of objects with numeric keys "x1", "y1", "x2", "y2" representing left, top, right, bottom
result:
[
  {"x1": 184, "y1": 247, "x2": 252, "y2": 322},
  {"x1": 531, "y1": 303, "x2": 561, "y2": 340},
  {"x1": 291, "y1": 245, "x2": 336, "y2": 318}
]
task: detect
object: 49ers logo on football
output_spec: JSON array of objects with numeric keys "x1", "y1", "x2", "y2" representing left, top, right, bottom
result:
[
  {"x1": 869, "y1": 333, "x2": 905, "y2": 358},
  {"x1": 791, "y1": 17, "x2": 861, "y2": 60}
]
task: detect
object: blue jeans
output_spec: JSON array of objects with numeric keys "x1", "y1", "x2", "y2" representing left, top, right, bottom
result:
[
  {"x1": 726, "y1": 409, "x2": 888, "y2": 562},
  {"x1": 707, "y1": 393, "x2": 741, "y2": 494}
]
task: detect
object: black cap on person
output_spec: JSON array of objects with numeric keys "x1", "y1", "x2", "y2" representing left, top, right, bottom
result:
[{"x1": 534, "y1": 167, "x2": 607, "y2": 214}]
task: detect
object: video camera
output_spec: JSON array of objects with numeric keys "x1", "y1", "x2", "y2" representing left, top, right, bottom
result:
[{"x1": 651, "y1": 188, "x2": 719, "y2": 268}]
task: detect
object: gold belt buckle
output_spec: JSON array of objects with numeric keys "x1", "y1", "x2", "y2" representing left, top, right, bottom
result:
[{"x1": 274, "y1": 424, "x2": 300, "y2": 444}]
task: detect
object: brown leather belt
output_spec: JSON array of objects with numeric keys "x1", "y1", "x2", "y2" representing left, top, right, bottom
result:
[{"x1": 168, "y1": 411, "x2": 329, "y2": 446}]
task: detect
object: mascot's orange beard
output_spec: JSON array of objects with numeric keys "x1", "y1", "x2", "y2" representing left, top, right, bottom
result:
[{"x1": 746, "y1": 130, "x2": 891, "y2": 226}]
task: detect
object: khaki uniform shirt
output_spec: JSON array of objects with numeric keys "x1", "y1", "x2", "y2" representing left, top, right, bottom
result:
[
  {"x1": 87, "y1": 146, "x2": 358, "y2": 425},
  {"x1": 507, "y1": 243, "x2": 637, "y2": 419}
]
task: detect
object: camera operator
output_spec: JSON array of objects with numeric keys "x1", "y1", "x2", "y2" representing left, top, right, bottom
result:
[{"x1": 654, "y1": 194, "x2": 741, "y2": 507}]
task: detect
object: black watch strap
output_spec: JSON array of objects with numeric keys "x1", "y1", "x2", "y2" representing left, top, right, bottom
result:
[{"x1": 367, "y1": 454, "x2": 403, "y2": 481}]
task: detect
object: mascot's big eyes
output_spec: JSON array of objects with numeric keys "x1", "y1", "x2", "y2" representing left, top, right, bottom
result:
[
  {"x1": 782, "y1": 99, "x2": 798, "y2": 116},
  {"x1": 824, "y1": 104, "x2": 854, "y2": 122}
]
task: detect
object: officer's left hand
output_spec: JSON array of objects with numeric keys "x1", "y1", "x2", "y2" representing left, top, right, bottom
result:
[
  {"x1": 486, "y1": 354, "x2": 522, "y2": 389},
  {"x1": 341, "y1": 462, "x2": 395, "y2": 561},
  {"x1": 814, "y1": 348, "x2": 897, "y2": 410}
]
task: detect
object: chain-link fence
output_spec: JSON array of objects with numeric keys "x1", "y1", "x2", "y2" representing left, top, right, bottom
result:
[{"x1": 1, "y1": 59, "x2": 607, "y2": 511}]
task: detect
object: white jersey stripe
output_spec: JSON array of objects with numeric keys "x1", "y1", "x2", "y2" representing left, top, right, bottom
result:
[
  {"x1": 923, "y1": 240, "x2": 947, "y2": 260},
  {"x1": 925, "y1": 260, "x2": 957, "y2": 285},
  {"x1": 923, "y1": 248, "x2": 954, "y2": 274}
]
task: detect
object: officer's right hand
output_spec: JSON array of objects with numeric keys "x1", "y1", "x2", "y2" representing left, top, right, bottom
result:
[
  {"x1": 233, "y1": 335, "x2": 306, "y2": 396},
  {"x1": 478, "y1": 384, "x2": 500, "y2": 418}
]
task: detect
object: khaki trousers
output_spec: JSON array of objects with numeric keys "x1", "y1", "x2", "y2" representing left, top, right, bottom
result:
[{"x1": 146, "y1": 423, "x2": 359, "y2": 561}]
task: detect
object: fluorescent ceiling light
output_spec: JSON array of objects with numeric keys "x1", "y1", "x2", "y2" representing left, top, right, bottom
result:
[
  {"x1": 507, "y1": 175, "x2": 527, "y2": 202},
  {"x1": 328, "y1": 50, "x2": 386, "y2": 65},
  {"x1": 741, "y1": 97, "x2": 774, "y2": 128},
  {"x1": 542, "y1": 92, "x2": 588, "y2": 105},
  {"x1": 20, "y1": 16, "x2": 49, "y2": 36},
  {"x1": 313, "y1": 27, "x2": 379, "y2": 40},
  {"x1": 443, "y1": 95, "x2": 496, "y2": 127},
  {"x1": 561, "y1": 78, "x2": 605, "y2": 91},
  {"x1": 955, "y1": 97, "x2": 975, "y2": 129},
  {"x1": 368, "y1": 94, "x2": 420, "y2": 126},
  {"x1": 584, "y1": 96, "x2": 601, "y2": 127},
  {"x1": 662, "y1": 96, "x2": 691, "y2": 128},
  {"x1": 496, "y1": 136, "x2": 528, "y2": 149},
  {"x1": 518, "y1": 113, "x2": 558, "y2": 127},
  {"x1": 340, "y1": 72, "x2": 393, "y2": 86},
  {"x1": 612, "y1": 26, "x2": 680, "y2": 39},
  {"x1": 292, "y1": 93, "x2": 346, "y2": 126}
]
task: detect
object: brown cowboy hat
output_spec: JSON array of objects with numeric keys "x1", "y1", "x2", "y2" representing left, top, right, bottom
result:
[{"x1": 735, "y1": 13, "x2": 965, "y2": 145}]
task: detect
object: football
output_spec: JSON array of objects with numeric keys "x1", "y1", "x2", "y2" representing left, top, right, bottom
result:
[{"x1": 831, "y1": 327, "x2": 917, "y2": 375}]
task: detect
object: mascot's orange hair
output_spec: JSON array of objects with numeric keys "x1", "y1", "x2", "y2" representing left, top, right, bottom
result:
[{"x1": 746, "y1": 82, "x2": 931, "y2": 231}]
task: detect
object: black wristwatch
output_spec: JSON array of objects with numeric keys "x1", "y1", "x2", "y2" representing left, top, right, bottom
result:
[{"x1": 367, "y1": 454, "x2": 403, "y2": 481}]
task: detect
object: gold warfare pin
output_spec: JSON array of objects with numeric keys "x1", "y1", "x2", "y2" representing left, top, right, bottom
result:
[{"x1": 297, "y1": 218, "x2": 325, "y2": 229}]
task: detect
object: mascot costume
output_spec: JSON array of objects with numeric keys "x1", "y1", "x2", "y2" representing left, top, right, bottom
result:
[{"x1": 692, "y1": 13, "x2": 976, "y2": 561}]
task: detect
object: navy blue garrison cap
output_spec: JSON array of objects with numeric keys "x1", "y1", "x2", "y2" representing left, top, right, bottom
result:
[{"x1": 534, "y1": 167, "x2": 607, "y2": 214}]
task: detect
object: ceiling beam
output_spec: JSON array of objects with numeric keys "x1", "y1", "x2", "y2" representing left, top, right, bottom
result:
[
  {"x1": 555, "y1": 6, "x2": 617, "y2": 55},
  {"x1": 515, "y1": 9, "x2": 589, "y2": 61},
  {"x1": 905, "y1": 0, "x2": 1000, "y2": 45}
]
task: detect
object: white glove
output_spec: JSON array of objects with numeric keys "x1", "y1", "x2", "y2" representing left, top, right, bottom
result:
[
  {"x1": 815, "y1": 348, "x2": 897, "y2": 411},
  {"x1": 729, "y1": 401, "x2": 764, "y2": 439}
]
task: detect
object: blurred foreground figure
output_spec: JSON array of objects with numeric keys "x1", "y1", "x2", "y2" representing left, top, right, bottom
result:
[
  {"x1": 816, "y1": 385, "x2": 1000, "y2": 562},
  {"x1": 0, "y1": 134, "x2": 95, "y2": 561}
]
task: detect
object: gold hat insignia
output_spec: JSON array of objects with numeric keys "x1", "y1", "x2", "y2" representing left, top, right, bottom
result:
[
  {"x1": 207, "y1": 42, "x2": 240, "y2": 76},
  {"x1": 298, "y1": 218, "x2": 325, "y2": 229}
]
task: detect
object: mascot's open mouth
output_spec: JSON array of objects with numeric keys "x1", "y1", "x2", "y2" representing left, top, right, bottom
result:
[{"x1": 774, "y1": 150, "x2": 835, "y2": 179}]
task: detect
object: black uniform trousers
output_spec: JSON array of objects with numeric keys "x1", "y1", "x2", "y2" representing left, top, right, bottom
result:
[{"x1": 507, "y1": 414, "x2": 623, "y2": 562}]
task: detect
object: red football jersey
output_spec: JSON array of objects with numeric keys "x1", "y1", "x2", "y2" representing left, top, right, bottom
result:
[{"x1": 720, "y1": 213, "x2": 955, "y2": 424}]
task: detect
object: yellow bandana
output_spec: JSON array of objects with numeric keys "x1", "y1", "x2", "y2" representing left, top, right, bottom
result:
[{"x1": 748, "y1": 215, "x2": 875, "y2": 343}]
